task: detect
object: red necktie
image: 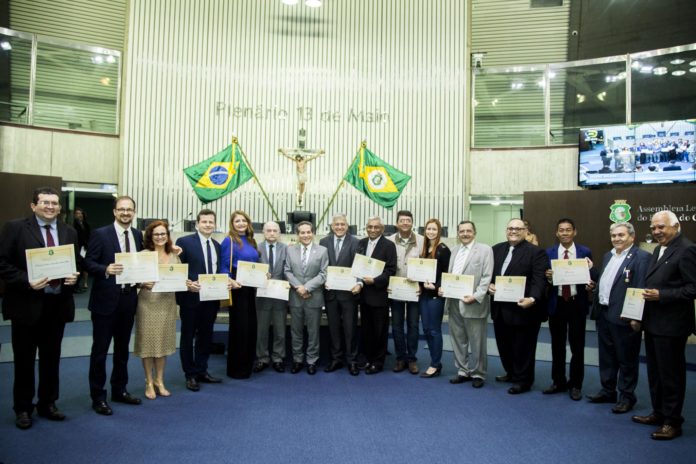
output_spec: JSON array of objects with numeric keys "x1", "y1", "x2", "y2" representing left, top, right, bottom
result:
[
  {"x1": 44, "y1": 224, "x2": 60, "y2": 287},
  {"x1": 562, "y1": 249, "x2": 570, "y2": 301}
]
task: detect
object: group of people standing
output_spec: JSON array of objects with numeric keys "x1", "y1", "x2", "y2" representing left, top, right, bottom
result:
[{"x1": 1, "y1": 187, "x2": 694, "y2": 442}]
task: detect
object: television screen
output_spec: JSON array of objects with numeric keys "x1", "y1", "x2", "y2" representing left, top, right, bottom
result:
[{"x1": 578, "y1": 119, "x2": 696, "y2": 187}]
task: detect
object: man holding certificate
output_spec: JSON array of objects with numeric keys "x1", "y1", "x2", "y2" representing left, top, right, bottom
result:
[
  {"x1": 0, "y1": 187, "x2": 79, "y2": 429},
  {"x1": 319, "y1": 213, "x2": 361, "y2": 375},
  {"x1": 489, "y1": 218, "x2": 549, "y2": 395},
  {"x1": 543, "y1": 218, "x2": 595, "y2": 401},
  {"x1": 284, "y1": 221, "x2": 328, "y2": 375}
]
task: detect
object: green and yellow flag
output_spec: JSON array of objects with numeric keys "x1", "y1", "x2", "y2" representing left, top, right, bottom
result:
[
  {"x1": 343, "y1": 143, "x2": 411, "y2": 209},
  {"x1": 183, "y1": 141, "x2": 254, "y2": 204}
]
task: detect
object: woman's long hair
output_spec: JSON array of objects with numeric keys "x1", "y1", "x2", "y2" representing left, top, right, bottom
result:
[
  {"x1": 227, "y1": 210, "x2": 258, "y2": 249},
  {"x1": 143, "y1": 220, "x2": 173, "y2": 254},
  {"x1": 420, "y1": 218, "x2": 442, "y2": 259}
]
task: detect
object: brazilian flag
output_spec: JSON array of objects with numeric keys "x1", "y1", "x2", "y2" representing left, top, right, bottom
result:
[
  {"x1": 184, "y1": 141, "x2": 254, "y2": 204},
  {"x1": 343, "y1": 144, "x2": 411, "y2": 209}
]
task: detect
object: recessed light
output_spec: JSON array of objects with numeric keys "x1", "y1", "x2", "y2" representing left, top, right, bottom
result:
[
  {"x1": 690, "y1": 67, "x2": 696, "y2": 73},
  {"x1": 670, "y1": 59, "x2": 685, "y2": 65},
  {"x1": 652, "y1": 66, "x2": 667, "y2": 75},
  {"x1": 672, "y1": 70, "x2": 686, "y2": 76},
  {"x1": 305, "y1": 0, "x2": 322, "y2": 7},
  {"x1": 282, "y1": 0, "x2": 299, "y2": 4},
  {"x1": 0, "y1": 41, "x2": 11, "y2": 51}
]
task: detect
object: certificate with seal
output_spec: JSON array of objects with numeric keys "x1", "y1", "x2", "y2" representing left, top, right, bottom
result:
[
  {"x1": 152, "y1": 263, "x2": 188, "y2": 293},
  {"x1": 199, "y1": 273, "x2": 229, "y2": 301},
  {"x1": 25, "y1": 244, "x2": 77, "y2": 281},
  {"x1": 256, "y1": 279, "x2": 290, "y2": 301},
  {"x1": 551, "y1": 259, "x2": 591, "y2": 286},
  {"x1": 406, "y1": 258, "x2": 437, "y2": 283},
  {"x1": 620, "y1": 288, "x2": 645, "y2": 320},
  {"x1": 388, "y1": 276, "x2": 419, "y2": 302},
  {"x1": 326, "y1": 266, "x2": 358, "y2": 291},
  {"x1": 236, "y1": 261, "x2": 269, "y2": 288},
  {"x1": 494, "y1": 276, "x2": 526, "y2": 303},
  {"x1": 351, "y1": 254, "x2": 385, "y2": 279},
  {"x1": 440, "y1": 273, "x2": 475, "y2": 300},
  {"x1": 115, "y1": 251, "x2": 159, "y2": 284}
]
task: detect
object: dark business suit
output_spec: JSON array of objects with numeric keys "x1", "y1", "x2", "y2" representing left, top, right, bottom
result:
[
  {"x1": 491, "y1": 240, "x2": 549, "y2": 389},
  {"x1": 255, "y1": 240, "x2": 288, "y2": 364},
  {"x1": 0, "y1": 216, "x2": 78, "y2": 414},
  {"x1": 84, "y1": 224, "x2": 143, "y2": 401},
  {"x1": 592, "y1": 245, "x2": 650, "y2": 405},
  {"x1": 356, "y1": 236, "x2": 397, "y2": 367},
  {"x1": 546, "y1": 243, "x2": 594, "y2": 390},
  {"x1": 175, "y1": 232, "x2": 222, "y2": 380},
  {"x1": 642, "y1": 234, "x2": 696, "y2": 427},
  {"x1": 319, "y1": 233, "x2": 360, "y2": 364}
]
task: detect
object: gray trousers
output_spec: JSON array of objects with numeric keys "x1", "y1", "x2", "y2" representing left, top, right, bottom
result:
[
  {"x1": 255, "y1": 297, "x2": 287, "y2": 364},
  {"x1": 290, "y1": 305, "x2": 321, "y2": 364},
  {"x1": 449, "y1": 307, "x2": 488, "y2": 380}
]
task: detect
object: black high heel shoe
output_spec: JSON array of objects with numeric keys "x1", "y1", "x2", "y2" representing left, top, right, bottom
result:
[{"x1": 419, "y1": 366, "x2": 442, "y2": 378}]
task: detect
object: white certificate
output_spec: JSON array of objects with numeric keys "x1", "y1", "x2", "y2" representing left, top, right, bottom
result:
[
  {"x1": 236, "y1": 261, "x2": 269, "y2": 288},
  {"x1": 406, "y1": 258, "x2": 437, "y2": 283},
  {"x1": 551, "y1": 259, "x2": 591, "y2": 286},
  {"x1": 152, "y1": 263, "x2": 188, "y2": 293},
  {"x1": 199, "y1": 273, "x2": 230, "y2": 301},
  {"x1": 256, "y1": 279, "x2": 290, "y2": 301},
  {"x1": 326, "y1": 266, "x2": 358, "y2": 291},
  {"x1": 351, "y1": 254, "x2": 386, "y2": 279},
  {"x1": 25, "y1": 244, "x2": 77, "y2": 281},
  {"x1": 115, "y1": 251, "x2": 159, "y2": 284},
  {"x1": 620, "y1": 288, "x2": 645, "y2": 320},
  {"x1": 441, "y1": 273, "x2": 475, "y2": 300},
  {"x1": 494, "y1": 276, "x2": 527, "y2": 303},
  {"x1": 388, "y1": 276, "x2": 419, "y2": 302}
]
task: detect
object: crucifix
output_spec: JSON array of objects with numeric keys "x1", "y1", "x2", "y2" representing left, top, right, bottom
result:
[{"x1": 279, "y1": 128, "x2": 325, "y2": 208}]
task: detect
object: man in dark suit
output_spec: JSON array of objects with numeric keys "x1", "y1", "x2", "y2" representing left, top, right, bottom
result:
[
  {"x1": 355, "y1": 216, "x2": 397, "y2": 374},
  {"x1": 253, "y1": 221, "x2": 289, "y2": 374},
  {"x1": 319, "y1": 213, "x2": 361, "y2": 375},
  {"x1": 588, "y1": 222, "x2": 650, "y2": 414},
  {"x1": 489, "y1": 218, "x2": 549, "y2": 394},
  {"x1": 632, "y1": 210, "x2": 696, "y2": 440},
  {"x1": 0, "y1": 187, "x2": 79, "y2": 429},
  {"x1": 84, "y1": 196, "x2": 143, "y2": 415},
  {"x1": 175, "y1": 209, "x2": 224, "y2": 391},
  {"x1": 543, "y1": 218, "x2": 594, "y2": 401}
]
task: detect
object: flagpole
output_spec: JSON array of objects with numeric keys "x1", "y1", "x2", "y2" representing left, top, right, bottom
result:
[
  {"x1": 316, "y1": 140, "x2": 366, "y2": 228},
  {"x1": 234, "y1": 137, "x2": 281, "y2": 222}
]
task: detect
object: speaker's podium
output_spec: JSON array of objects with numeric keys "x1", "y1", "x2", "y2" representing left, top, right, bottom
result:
[{"x1": 286, "y1": 211, "x2": 316, "y2": 233}]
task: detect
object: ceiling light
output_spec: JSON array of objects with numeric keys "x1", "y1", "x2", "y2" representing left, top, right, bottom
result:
[
  {"x1": 672, "y1": 70, "x2": 686, "y2": 76},
  {"x1": 0, "y1": 41, "x2": 11, "y2": 51},
  {"x1": 305, "y1": 0, "x2": 322, "y2": 7},
  {"x1": 105, "y1": 55, "x2": 116, "y2": 64},
  {"x1": 492, "y1": 99, "x2": 499, "y2": 106},
  {"x1": 617, "y1": 71, "x2": 626, "y2": 80},
  {"x1": 576, "y1": 94, "x2": 585, "y2": 103},
  {"x1": 690, "y1": 67, "x2": 696, "y2": 73},
  {"x1": 652, "y1": 66, "x2": 668, "y2": 75},
  {"x1": 639, "y1": 66, "x2": 653, "y2": 74},
  {"x1": 631, "y1": 61, "x2": 642, "y2": 69},
  {"x1": 282, "y1": 0, "x2": 299, "y2": 4},
  {"x1": 548, "y1": 71, "x2": 556, "y2": 79},
  {"x1": 670, "y1": 59, "x2": 685, "y2": 65},
  {"x1": 91, "y1": 55, "x2": 104, "y2": 64},
  {"x1": 511, "y1": 82, "x2": 524, "y2": 90},
  {"x1": 597, "y1": 91, "x2": 606, "y2": 102},
  {"x1": 537, "y1": 79, "x2": 545, "y2": 88},
  {"x1": 100, "y1": 77, "x2": 111, "y2": 86}
]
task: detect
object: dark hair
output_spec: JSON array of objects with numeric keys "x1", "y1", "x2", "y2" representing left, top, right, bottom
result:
[
  {"x1": 228, "y1": 210, "x2": 258, "y2": 250},
  {"x1": 421, "y1": 218, "x2": 443, "y2": 259},
  {"x1": 458, "y1": 220, "x2": 477, "y2": 233},
  {"x1": 556, "y1": 218, "x2": 576, "y2": 229},
  {"x1": 32, "y1": 186, "x2": 60, "y2": 204},
  {"x1": 113, "y1": 195, "x2": 136, "y2": 210},
  {"x1": 197, "y1": 208, "x2": 216, "y2": 222},
  {"x1": 396, "y1": 210, "x2": 413, "y2": 221},
  {"x1": 295, "y1": 221, "x2": 314, "y2": 233},
  {"x1": 143, "y1": 220, "x2": 173, "y2": 254}
]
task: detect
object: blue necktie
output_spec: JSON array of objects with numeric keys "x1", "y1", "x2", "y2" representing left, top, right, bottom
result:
[{"x1": 206, "y1": 239, "x2": 213, "y2": 274}]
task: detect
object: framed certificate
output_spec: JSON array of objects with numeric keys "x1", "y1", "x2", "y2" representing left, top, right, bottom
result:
[
  {"x1": 152, "y1": 263, "x2": 188, "y2": 293},
  {"x1": 115, "y1": 251, "x2": 159, "y2": 284},
  {"x1": 406, "y1": 258, "x2": 437, "y2": 283},
  {"x1": 551, "y1": 259, "x2": 591, "y2": 286},
  {"x1": 199, "y1": 273, "x2": 229, "y2": 301},
  {"x1": 326, "y1": 266, "x2": 358, "y2": 291},
  {"x1": 440, "y1": 273, "x2": 475, "y2": 300},
  {"x1": 388, "y1": 276, "x2": 419, "y2": 302},
  {"x1": 25, "y1": 244, "x2": 77, "y2": 281},
  {"x1": 494, "y1": 276, "x2": 526, "y2": 303},
  {"x1": 620, "y1": 288, "x2": 645, "y2": 320},
  {"x1": 256, "y1": 279, "x2": 290, "y2": 301},
  {"x1": 236, "y1": 260, "x2": 269, "y2": 288},
  {"x1": 351, "y1": 254, "x2": 386, "y2": 279}
]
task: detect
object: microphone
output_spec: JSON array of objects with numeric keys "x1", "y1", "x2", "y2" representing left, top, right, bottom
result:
[{"x1": 171, "y1": 212, "x2": 193, "y2": 230}]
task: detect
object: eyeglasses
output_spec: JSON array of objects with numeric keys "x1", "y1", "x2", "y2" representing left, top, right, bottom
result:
[
  {"x1": 152, "y1": 233, "x2": 168, "y2": 237},
  {"x1": 115, "y1": 208, "x2": 135, "y2": 213},
  {"x1": 506, "y1": 227, "x2": 527, "y2": 232},
  {"x1": 37, "y1": 201, "x2": 60, "y2": 207}
]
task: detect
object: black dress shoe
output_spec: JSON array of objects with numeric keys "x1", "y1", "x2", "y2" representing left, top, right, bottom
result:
[
  {"x1": 349, "y1": 363, "x2": 360, "y2": 376},
  {"x1": 569, "y1": 387, "x2": 582, "y2": 401},
  {"x1": 495, "y1": 374, "x2": 511, "y2": 382},
  {"x1": 307, "y1": 364, "x2": 317, "y2": 375},
  {"x1": 365, "y1": 364, "x2": 382, "y2": 375},
  {"x1": 651, "y1": 424, "x2": 682, "y2": 440},
  {"x1": 450, "y1": 374, "x2": 473, "y2": 384},
  {"x1": 291, "y1": 362, "x2": 303, "y2": 374},
  {"x1": 15, "y1": 411, "x2": 32, "y2": 429},
  {"x1": 253, "y1": 362, "x2": 269, "y2": 373},
  {"x1": 92, "y1": 400, "x2": 113, "y2": 416},
  {"x1": 111, "y1": 392, "x2": 142, "y2": 405},
  {"x1": 632, "y1": 413, "x2": 662, "y2": 426},
  {"x1": 324, "y1": 361, "x2": 344, "y2": 373},
  {"x1": 272, "y1": 362, "x2": 285, "y2": 373},
  {"x1": 37, "y1": 403, "x2": 66, "y2": 421},
  {"x1": 586, "y1": 392, "x2": 617, "y2": 404},
  {"x1": 186, "y1": 377, "x2": 200, "y2": 392},
  {"x1": 198, "y1": 373, "x2": 222, "y2": 383},
  {"x1": 612, "y1": 402, "x2": 633, "y2": 414},
  {"x1": 542, "y1": 384, "x2": 568, "y2": 394},
  {"x1": 508, "y1": 384, "x2": 531, "y2": 395},
  {"x1": 472, "y1": 378, "x2": 485, "y2": 389}
]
